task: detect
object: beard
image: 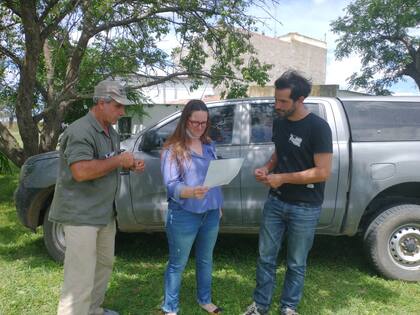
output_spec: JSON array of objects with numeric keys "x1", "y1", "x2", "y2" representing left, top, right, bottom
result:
[{"x1": 276, "y1": 105, "x2": 296, "y2": 118}]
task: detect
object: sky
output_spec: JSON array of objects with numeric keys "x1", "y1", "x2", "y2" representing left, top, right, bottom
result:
[{"x1": 248, "y1": 0, "x2": 420, "y2": 95}]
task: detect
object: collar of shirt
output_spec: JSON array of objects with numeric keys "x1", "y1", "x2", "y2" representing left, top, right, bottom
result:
[
  {"x1": 188, "y1": 144, "x2": 215, "y2": 160},
  {"x1": 87, "y1": 111, "x2": 116, "y2": 138}
]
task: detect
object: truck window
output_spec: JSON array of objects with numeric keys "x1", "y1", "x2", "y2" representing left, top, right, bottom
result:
[
  {"x1": 208, "y1": 105, "x2": 235, "y2": 145},
  {"x1": 141, "y1": 117, "x2": 180, "y2": 151},
  {"x1": 141, "y1": 105, "x2": 235, "y2": 150},
  {"x1": 342, "y1": 101, "x2": 420, "y2": 141},
  {"x1": 249, "y1": 102, "x2": 326, "y2": 143}
]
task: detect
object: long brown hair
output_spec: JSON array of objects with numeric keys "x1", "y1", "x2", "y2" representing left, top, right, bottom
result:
[{"x1": 162, "y1": 99, "x2": 211, "y2": 175}]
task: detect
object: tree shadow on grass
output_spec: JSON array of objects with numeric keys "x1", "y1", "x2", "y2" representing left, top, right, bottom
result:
[
  {"x1": 0, "y1": 212, "x2": 406, "y2": 315},
  {"x1": 0, "y1": 225, "x2": 58, "y2": 269},
  {"x1": 0, "y1": 203, "x2": 59, "y2": 269},
  {"x1": 104, "y1": 234, "x2": 400, "y2": 315},
  {"x1": 0, "y1": 174, "x2": 18, "y2": 203},
  {"x1": 0, "y1": 192, "x2": 411, "y2": 315}
]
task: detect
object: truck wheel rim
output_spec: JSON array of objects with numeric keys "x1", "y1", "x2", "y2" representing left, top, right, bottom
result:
[
  {"x1": 52, "y1": 222, "x2": 65, "y2": 250},
  {"x1": 389, "y1": 224, "x2": 420, "y2": 269}
]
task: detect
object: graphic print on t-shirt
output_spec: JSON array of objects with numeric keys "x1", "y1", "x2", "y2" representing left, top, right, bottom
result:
[{"x1": 288, "y1": 133, "x2": 302, "y2": 147}]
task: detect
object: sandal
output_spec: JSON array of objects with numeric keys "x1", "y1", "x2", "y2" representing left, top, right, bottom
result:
[{"x1": 200, "y1": 304, "x2": 223, "y2": 314}]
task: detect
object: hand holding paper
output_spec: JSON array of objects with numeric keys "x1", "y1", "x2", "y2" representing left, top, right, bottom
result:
[{"x1": 203, "y1": 158, "x2": 244, "y2": 187}]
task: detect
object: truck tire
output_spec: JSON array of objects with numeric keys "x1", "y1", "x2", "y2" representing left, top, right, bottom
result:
[
  {"x1": 363, "y1": 204, "x2": 420, "y2": 281},
  {"x1": 43, "y1": 206, "x2": 65, "y2": 263}
]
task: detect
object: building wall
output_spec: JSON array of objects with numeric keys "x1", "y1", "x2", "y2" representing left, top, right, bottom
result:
[
  {"x1": 123, "y1": 32, "x2": 327, "y2": 135},
  {"x1": 207, "y1": 32, "x2": 327, "y2": 89},
  {"x1": 122, "y1": 78, "x2": 214, "y2": 134},
  {"x1": 131, "y1": 104, "x2": 184, "y2": 133},
  {"x1": 251, "y1": 32, "x2": 327, "y2": 85},
  {"x1": 139, "y1": 78, "x2": 215, "y2": 104}
]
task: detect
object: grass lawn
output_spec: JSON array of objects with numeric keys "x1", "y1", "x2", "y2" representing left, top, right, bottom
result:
[{"x1": 1, "y1": 171, "x2": 420, "y2": 315}]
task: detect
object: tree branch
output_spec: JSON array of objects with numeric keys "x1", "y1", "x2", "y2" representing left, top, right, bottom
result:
[
  {"x1": 92, "y1": 6, "x2": 216, "y2": 35},
  {"x1": 0, "y1": 21, "x2": 19, "y2": 33},
  {"x1": 380, "y1": 34, "x2": 417, "y2": 61},
  {"x1": 4, "y1": 0, "x2": 22, "y2": 18},
  {"x1": 39, "y1": 0, "x2": 60, "y2": 22},
  {"x1": 40, "y1": 0, "x2": 81, "y2": 40},
  {"x1": 35, "y1": 79, "x2": 48, "y2": 104},
  {"x1": 56, "y1": 69, "x2": 237, "y2": 105},
  {"x1": 399, "y1": 36, "x2": 417, "y2": 61},
  {"x1": 60, "y1": 1, "x2": 94, "y2": 106},
  {"x1": 128, "y1": 70, "x2": 243, "y2": 90},
  {"x1": 32, "y1": 112, "x2": 46, "y2": 124},
  {"x1": 43, "y1": 39, "x2": 55, "y2": 103},
  {"x1": 0, "y1": 45, "x2": 22, "y2": 68}
]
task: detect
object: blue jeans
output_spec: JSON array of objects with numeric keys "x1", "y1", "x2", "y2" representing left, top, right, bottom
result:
[
  {"x1": 162, "y1": 208, "x2": 220, "y2": 313},
  {"x1": 253, "y1": 195, "x2": 321, "y2": 312}
]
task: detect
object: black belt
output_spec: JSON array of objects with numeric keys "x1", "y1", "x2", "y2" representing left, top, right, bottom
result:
[{"x1": 269, "y1": 191, "x2": 318, "y2": 208}]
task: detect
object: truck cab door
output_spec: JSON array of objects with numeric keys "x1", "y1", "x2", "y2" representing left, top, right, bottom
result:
[
  {"x1": 241, "y1": 100, "x2": 340, "y2": 229},
  {"x1": 129, "y1": 116, "x2": 180, "y2": 227},
  {"x1": 128, "y1": 103, "x2": 243, "y2": 228}
]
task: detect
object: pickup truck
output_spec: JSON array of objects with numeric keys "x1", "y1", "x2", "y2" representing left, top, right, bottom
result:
[{"x1": 15, "y1": 96, "x2": 420, "y2": 281}]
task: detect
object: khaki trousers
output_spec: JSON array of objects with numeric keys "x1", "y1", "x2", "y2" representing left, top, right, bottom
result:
[{"x1": 57, "y1": 220, "x2": 116, "y2": 315}]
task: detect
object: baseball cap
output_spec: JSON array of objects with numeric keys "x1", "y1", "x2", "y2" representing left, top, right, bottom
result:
[{"x1": 94, "y1": 79, "x2": 133, "y2": 105}]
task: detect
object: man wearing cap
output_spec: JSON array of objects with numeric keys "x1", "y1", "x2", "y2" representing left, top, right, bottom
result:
[{"x1": 49, "y1": 79, "x2": 145, "y2": 315}]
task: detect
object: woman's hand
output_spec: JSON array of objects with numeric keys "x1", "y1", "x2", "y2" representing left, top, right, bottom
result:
[{"x1": 192, "y1": 186, "x2": 209, "y2": 199}]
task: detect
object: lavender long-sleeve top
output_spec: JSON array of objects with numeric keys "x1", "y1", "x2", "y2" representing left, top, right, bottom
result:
[{"x1": 161, "y1": 142, "x2": 223, "y2": 213}]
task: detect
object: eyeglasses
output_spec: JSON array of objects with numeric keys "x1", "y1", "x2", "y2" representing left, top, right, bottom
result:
[{"x1": 188, "y1": 120, "x2": 208, "y2": 127}]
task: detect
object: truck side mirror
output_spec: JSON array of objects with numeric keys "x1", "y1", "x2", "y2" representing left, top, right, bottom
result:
[{"x1": 141, "y1": 130, "x2": 160, "y2": 152}]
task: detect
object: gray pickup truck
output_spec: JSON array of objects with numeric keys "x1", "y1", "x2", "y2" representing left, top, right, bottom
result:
[{"x1": 15, "y1": 96, "x2": 420, "y2": 281}]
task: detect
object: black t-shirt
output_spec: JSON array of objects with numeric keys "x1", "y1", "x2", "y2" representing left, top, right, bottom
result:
[{"x1": 271, "y1": 113, "x2": 333, "y2": 206}]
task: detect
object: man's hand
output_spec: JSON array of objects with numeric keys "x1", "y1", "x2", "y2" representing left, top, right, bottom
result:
[
  {"x1": 118, "y1": 152, "x2": 135, "y2": 169},
  {"x1": 131, "y1": 159, "x2": 145, "y2": 172},
  {"x1": 266, "y1": 174, "x2": 285, "y2": 189},
  {"x1": 254, "y1": 167, "x2": 269, "y2": 184},
  {"x1": 193, "y1": 186, "x2": 209, "y2": 199}
]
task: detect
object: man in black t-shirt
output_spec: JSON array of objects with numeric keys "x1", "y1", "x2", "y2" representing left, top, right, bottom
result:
[{"x1": 243, "y1": 71, "x2": 333, "y2": 315}]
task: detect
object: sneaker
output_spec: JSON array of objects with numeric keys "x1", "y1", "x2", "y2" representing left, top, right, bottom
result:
[
  {"x1": 280, "y1": 307, "x2": 299, "y2": 315},
  {"x1": 242, "y1": 302, "x2": 267, "y2": 315},
  {"x1": 104, "y1": 309, "x2": 120, "y2": 315}
]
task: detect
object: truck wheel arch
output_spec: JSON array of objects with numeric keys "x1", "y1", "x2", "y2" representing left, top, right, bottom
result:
[
  {"x1": 358, "y1": 182, "x2": 420, "y2": 232},
  {"x1": 27, "y1": 186, "x2": 55, "y2": 229}
]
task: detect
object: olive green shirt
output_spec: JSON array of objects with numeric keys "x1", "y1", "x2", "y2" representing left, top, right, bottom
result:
[{"x1": 49, "y1": 112, "x2": 120, "y2": 226}]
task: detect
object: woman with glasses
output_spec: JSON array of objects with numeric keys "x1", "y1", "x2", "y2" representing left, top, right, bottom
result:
[{"x1": 160, "y1": 99, "x2": 223, "y2": 315}]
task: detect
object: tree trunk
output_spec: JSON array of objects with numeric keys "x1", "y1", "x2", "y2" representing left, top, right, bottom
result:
[
  {"x1": 0, "y1": 122, "x2": 25, "y2": 166},
  {"x1": 8, "y1": 115, "x2": 13, "y2": 128},
  {"x1": 39, "y1": 107, "x2": 62, "y2": 153},
  {"x1": 15, "y1": 1, "x2": 43, "y2": 161},
  {"x1": 410, "y1": 50, "x2": 420, "y2": 91},
  {"x1": 404, "y1": 62, "x2": 420, "y2": 92},
  {"x1": 413, "y1": 73, "x2": 420, "y2": 92}
]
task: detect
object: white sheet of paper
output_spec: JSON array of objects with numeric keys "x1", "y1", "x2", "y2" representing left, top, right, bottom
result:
[{"x1": 203, "y1": 158, "x2": 244, "y2": 187}]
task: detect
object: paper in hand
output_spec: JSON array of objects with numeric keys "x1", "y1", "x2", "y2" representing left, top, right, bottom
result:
[{"x1": 203, "y1": 158, "x2": 244, "y2": 187}]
